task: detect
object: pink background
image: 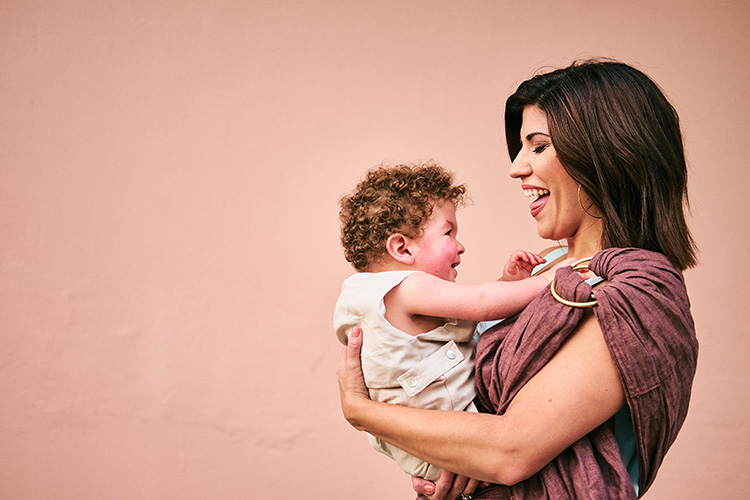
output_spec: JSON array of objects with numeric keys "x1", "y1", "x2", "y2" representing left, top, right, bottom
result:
[{"x1": 1, "y1": 1, "x2": 748, "y2": 498}]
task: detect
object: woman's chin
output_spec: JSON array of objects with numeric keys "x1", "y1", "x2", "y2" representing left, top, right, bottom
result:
[{"x1": 536, "y1": 225, "x2": 554, "y2": 240}]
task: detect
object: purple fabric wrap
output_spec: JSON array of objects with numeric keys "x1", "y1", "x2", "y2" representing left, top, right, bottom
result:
[{"x1": 473, "y1": 248, "x2": 698, "y2": 499}]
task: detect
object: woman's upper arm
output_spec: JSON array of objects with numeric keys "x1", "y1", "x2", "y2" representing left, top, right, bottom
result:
[{"x1": 495, "y1": 311, "x2": 626, "y2": 483}]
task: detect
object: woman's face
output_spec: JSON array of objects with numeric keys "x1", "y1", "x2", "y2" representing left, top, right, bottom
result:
[{"x1": 509, "y1": 105, "x2": 596, "y2": 245}]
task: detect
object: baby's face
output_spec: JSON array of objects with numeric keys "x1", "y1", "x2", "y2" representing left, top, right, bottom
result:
[{"x1": 408, "y1": 201, "x2": 465, "y2": 282}]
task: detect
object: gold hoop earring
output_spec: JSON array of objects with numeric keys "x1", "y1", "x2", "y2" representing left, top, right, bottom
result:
[{"x1": 578, "y1": 184, "x2": 602, "y2": 219}]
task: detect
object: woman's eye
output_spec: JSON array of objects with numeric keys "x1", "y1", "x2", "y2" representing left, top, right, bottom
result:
[{"x1": 533, "y1": 144, "x2": 549, "y2": 154}]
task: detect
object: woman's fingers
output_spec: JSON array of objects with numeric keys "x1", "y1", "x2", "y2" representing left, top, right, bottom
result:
[
  {"x1": 348, "y1": 327, "x2": 362, "y2": 354},
  {"x1": 337, "y1": 327, "x2": 363, "y2": 382},
  {"x1": 337, "y1": 327, "x2": 371, "y2": 426},
  {"x1": 446, "y1": 474, "x2": 469, "y2": 500},
  {"x1": 432, "y1": 471, "x2": 457, "y2": 500},
  {"x1": 463, "y1": 478, "x2": 481, "y2": 497},
  {"x1": 412, "y1": 476, "x2": 436, "y2": 497},
  {"x1": 412, "y1": 471, "x2": 454, "y2": 500},
  {"x1": 433, "y1": 473, "x2": 472, "y2": 500},
  {"x1": 413, "y1": 473, "x2": 484, "y2": 500}
]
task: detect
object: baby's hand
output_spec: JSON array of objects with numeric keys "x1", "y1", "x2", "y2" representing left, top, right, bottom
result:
[{"x1": 502, "y1": 250, "x2": 546, "y2": 281}]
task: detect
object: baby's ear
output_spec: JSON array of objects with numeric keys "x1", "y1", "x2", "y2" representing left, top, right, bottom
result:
[{"x1": 385, "y1": 233, "x2": 414, "y2": 265}]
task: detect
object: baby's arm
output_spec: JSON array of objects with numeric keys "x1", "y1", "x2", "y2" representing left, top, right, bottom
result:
[
  {"x1": 391, "y1": 271, "x2": 550, "y2": 322},
  {"x1": 501, "y1": 250, "x2": 546, "y2": 281}
]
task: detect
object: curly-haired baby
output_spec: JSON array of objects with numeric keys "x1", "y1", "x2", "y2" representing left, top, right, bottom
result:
[{"x1": 333, "y1": 162, "x2": 559, "y2": 480}]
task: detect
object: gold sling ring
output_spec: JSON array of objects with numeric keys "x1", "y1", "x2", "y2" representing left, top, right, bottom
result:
[{"x1": 549, "y1": 257, "x2": 598, "y2": 308}]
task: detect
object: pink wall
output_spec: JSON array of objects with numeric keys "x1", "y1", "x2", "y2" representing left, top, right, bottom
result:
[{"x1": 1, "y1": 1, "x2": 748, "y2": 498}]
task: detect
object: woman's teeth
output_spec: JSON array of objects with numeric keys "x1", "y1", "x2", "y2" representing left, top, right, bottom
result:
[{"x1": 524, "y1": 188, "x2": 550, "y2": 198}]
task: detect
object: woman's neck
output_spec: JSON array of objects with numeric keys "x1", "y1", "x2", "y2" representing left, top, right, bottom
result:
[
  {"x1": 565, "y1": 242, "x2": 601, "y2": 261},
  {"x1": 565, "y1": 222, "x2": 603, "y2": 260}
]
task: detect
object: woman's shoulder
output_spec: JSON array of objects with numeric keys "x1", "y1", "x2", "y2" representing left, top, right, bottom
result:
[{"x1": 591, "y1": 248, "x2": 683, "y2": 285}]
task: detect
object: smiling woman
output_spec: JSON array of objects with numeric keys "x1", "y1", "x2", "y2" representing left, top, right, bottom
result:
[
  {"x1": 337, "y1": 60, "x2": 699, "y2": 500},
  {"x1": 510, "y1": 105, "x2": 597, "y2": 249},
  {"x1": 504, "y1": 60, "x2": 696, "y2": 270}
]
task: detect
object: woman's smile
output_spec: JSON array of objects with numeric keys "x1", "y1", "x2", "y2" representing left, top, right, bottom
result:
[{"x1": 523, "y1": 184, "x2": 550, "y2": 217}]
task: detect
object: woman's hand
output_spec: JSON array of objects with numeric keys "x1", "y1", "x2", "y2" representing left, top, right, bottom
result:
[
  {"x1": 412, "y1": 471, "x2": 484, "y2": 500},
  {"x1": 336, "y1": 327, "x2": 371, "y2": 429}
]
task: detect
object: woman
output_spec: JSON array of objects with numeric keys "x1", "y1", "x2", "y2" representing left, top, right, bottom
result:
[{"x1": 337, "y1": 59, "x2": 698, "y2": 499}]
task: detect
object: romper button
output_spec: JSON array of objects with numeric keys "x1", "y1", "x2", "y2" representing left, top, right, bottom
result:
[
  {"x1": 446, "y1": 350, "x2": 456, "y2": 360},
  {"x1": 408, "y1": 377, "x2": 419, "y2": 387}
]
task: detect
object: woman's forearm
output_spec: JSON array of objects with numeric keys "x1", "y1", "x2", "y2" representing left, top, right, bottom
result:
[
  {"x1": 338, "y1": 314, "x2": 626, "y2": 486},
  {"x1": 346, "y1": 397, "x2": 525, "y2": 484}
]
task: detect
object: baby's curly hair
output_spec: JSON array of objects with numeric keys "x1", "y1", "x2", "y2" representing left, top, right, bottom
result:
[{"x1": 339, "y1": 162, "x2": 467, "y2": 271}]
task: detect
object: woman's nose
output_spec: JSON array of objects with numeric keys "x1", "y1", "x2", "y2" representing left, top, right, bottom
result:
[{"x1": 509, "y1": 150, "x2": 530, "y2": 179}]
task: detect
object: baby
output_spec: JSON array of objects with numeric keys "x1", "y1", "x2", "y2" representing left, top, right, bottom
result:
[{"x1": 333, "y1": 162, "x2": 553, "y2": 480}]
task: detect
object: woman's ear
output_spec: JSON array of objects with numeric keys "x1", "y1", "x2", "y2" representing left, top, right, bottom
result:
[{"x1": 385, "y1": 233, "x2": 415, "y2": 265}]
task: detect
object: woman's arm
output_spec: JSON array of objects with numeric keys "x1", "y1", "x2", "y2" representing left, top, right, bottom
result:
[
  {"x1": 390, "y1": 272, "x2": 550, "y2": 322},
  {"x1": 338, "y1": 311, "x2": 625, "y2": 486}
]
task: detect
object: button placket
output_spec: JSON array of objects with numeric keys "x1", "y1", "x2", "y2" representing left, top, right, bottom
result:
[{"x1": 398, "y1": 340, "x2": 465, "y2": 396}]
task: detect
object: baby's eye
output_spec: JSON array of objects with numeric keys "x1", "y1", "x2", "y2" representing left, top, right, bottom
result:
[{"x1": 533, "y1": 144, "x2": 549, "y2": 154}]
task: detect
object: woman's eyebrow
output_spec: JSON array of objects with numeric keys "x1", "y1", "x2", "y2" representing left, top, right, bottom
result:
[{"x1": 525, "y1": 132, "x2": 551, "y2": 141}]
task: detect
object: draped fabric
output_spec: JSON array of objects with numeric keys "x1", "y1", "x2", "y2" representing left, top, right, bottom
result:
[{"x1": 473, "y1": 248, "x2": 698, "y2": 499}]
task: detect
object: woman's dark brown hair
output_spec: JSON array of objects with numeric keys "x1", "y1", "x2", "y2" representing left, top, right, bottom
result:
[{"x1": 505, "y1": 59, "x2": 697, "y2": 270}]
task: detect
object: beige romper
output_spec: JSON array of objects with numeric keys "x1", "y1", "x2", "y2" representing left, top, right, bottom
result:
[{"x1": 333, "y1": 270, "x2": 477, "y2": 480}]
